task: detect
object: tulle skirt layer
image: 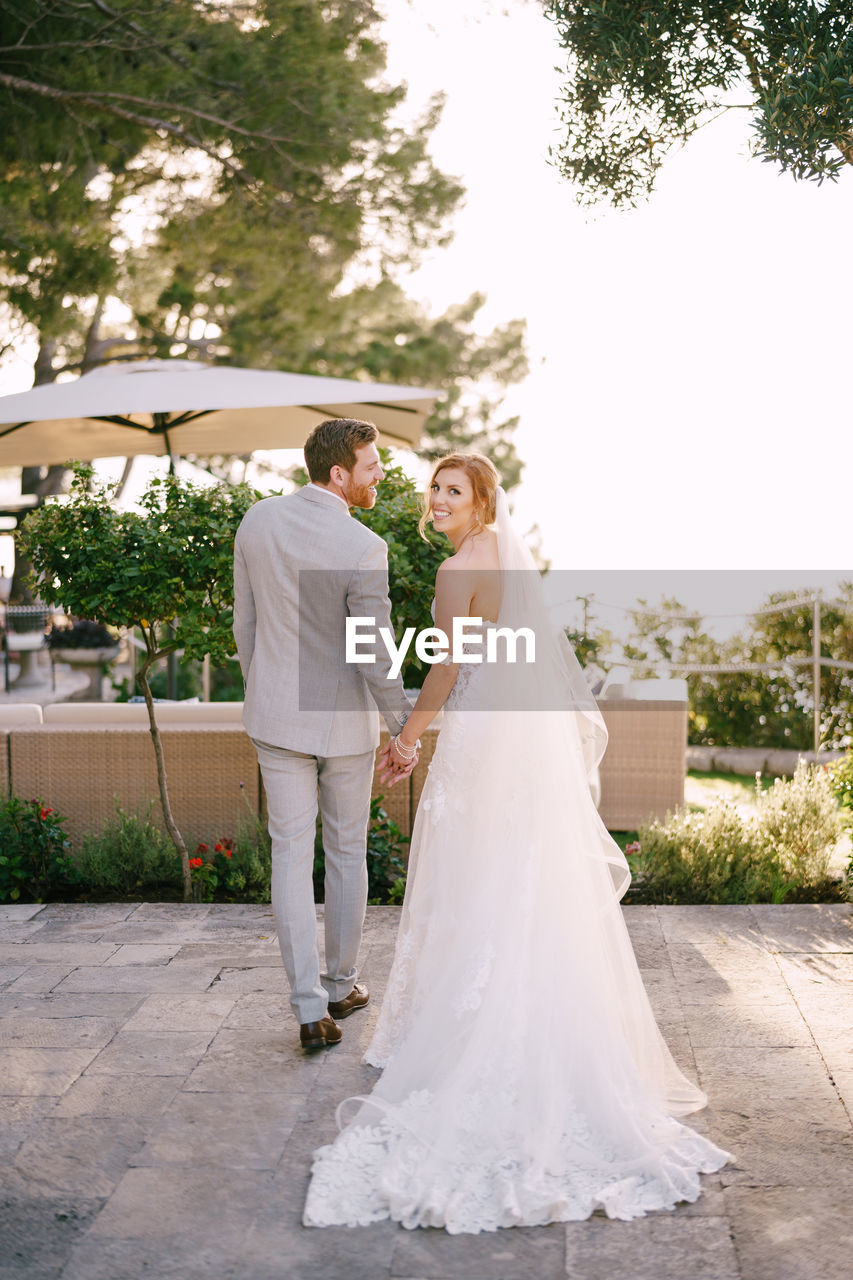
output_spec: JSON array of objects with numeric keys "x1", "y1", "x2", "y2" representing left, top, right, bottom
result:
[{"x1": 303, "y1": 665, "x2": 733, "y2": 1232}]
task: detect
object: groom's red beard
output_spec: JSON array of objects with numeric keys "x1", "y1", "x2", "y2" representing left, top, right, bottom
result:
[{"x1": 344, "y1": 480, "x2": 377, "y2": 509}]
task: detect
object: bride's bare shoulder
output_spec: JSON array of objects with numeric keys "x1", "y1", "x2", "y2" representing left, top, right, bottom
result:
[{"x1": 442, "y1": 529, "x2": 499, "y2": 572}]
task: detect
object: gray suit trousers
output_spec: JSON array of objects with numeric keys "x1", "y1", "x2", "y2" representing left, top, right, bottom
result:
[{"x1": 252, "y1": 738, "x2": 375, "y2": 1025}]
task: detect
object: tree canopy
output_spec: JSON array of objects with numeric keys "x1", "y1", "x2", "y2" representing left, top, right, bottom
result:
[
  {"x1": 544, "y1": 1, "x2": 853, "y2": 207},
  {"x1": 0, "y1": 0, "x2": 527, "y2": 480},
  {"x1": 0, "y1": 0, "x2": 458, "y2": 341}
]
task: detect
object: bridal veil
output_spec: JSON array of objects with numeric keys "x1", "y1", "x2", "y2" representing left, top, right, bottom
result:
[{"x1": 303, "y1": 487, "x2": 732, "y2": 1232}]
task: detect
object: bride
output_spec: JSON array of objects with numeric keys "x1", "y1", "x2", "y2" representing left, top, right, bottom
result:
[{"x1": 303, "y1": 452, "x2": 733, "y2": 1234}]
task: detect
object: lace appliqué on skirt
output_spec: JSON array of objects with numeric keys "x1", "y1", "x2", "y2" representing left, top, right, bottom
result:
[{"x1": 304, "y1": 1085, "x2": 732, "y2": 1233}]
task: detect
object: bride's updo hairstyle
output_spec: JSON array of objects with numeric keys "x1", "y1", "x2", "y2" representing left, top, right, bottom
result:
[{"x1": 418, "y1": 452, "x2": 500, "y2": 541}]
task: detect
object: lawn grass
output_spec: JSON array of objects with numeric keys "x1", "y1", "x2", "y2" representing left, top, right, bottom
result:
[
  {"x1": 609, "y1": 769, "x2": 782, "y2": 853},
  {"x1": 684, "y1": 767, "x2": 777, "y2": 815}
]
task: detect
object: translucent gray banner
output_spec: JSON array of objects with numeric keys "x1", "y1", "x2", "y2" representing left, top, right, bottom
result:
[{"x1": 290, "y1": 568, "x2": 853, "y2": 713}]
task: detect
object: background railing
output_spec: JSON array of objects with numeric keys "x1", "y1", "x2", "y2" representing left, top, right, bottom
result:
[{"x1": 564, "y1": 591, "x2": 852, "y2": 755}]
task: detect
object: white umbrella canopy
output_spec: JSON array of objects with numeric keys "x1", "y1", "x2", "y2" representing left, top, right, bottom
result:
[{"x1": 0, "y1": 360, "x2": 439, "y2": 467}]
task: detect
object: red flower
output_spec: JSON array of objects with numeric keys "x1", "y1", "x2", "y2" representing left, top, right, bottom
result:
[
  {"x1": 214, "y1": 843, "x2": 223, "y2": 852},
  {"x1": 223, "y1": 849, "x2": 232, "y2": 859},
  {"x1": 39, "y1": 807, "x2": 53, "y2": 820},
  {"x1": 189, "y1": 857, "x2": 204, "y2": 869},
  {"x1": 196, "y1": 843, "x2": 208, "y2": 854}
]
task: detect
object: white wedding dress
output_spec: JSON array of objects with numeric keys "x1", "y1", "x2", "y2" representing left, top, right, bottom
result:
[{"x1": 303, "y1": 490, "x2": 732, "y2": 1234}]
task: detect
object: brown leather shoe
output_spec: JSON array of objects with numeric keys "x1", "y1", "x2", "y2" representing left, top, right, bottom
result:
[
  {"x1": 327, "y1": 983, "x2": 370, "y2": 1020},
  {"x1": 299, "y1": 1015, "x2": 342, "y2": 1053}
]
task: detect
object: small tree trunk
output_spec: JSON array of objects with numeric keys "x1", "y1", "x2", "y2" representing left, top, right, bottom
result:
[{"x1": 138, "y1": 646, "x2": 192, "y2": 900}]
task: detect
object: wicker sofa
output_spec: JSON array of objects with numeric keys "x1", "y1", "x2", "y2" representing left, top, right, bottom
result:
[
  {"x1": 5, "y1": 703, "x2": 257, "y2": 849},
  {"x1": 594, "y1": 699, "x2": 687, "y2": 831},
  {"x1": 0, "y1": 693, "x2": 686, "y2": 845}
]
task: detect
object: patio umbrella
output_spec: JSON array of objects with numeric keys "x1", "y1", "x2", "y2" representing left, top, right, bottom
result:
[{"x1": 0, "y1": 360, "x2": 440, "y2": 466}]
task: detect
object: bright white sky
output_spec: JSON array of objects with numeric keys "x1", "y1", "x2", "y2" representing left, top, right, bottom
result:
[
  {"x1": 375, "y1": 0, "x2": 852, "y2": 630},
  {"x1": 0, "y1": 0, "x2": 849, "y2": 634}
]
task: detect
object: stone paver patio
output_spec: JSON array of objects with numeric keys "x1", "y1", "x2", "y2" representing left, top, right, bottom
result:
[{"x1": 0, "y1": 902, "x2": 851, "y2": 1279}]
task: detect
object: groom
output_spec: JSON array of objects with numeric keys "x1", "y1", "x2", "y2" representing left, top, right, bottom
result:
[{"x1": 233, "y1": 418, "x2": 417, "y2": 1053}]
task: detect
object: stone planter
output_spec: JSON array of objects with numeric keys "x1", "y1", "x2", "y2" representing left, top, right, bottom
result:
[
  {"x1": 5, "y1": 605, "x2": 51, "y2": 689},
  {"x1": 53, "y1": 645, "x2": 121, "y2": 701}
]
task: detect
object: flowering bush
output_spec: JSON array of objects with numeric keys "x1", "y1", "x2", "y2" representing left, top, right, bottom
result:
[
  {"x1": 626, "y1": 758, "x2": 846, "y2": 904},
  {"x1": 826, "y1": 751, "x2": 853, "y2": 819},
  {"x1": 825, "y1": 750, "x2": 853, "y2": 902},
  {"x1": 188, "y1": 839, "x2": 238, "y2": 902},
  {"x1": 0, "y1": 797, "x2": 76, "y2": 902},
  {"x1": 754, "y1": 758, "x2": 845, "y2": 886},
  {"x1": 71, "y1": 807, "x2": 269, "y2": 902}
]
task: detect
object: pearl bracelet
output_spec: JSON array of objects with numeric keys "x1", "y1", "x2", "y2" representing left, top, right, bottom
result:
[{"x1": 391, "y1": 734, "x2": 418, "y2": 759}]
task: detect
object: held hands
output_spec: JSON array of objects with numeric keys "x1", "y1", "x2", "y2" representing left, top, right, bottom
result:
[{"x1": 377, "y1": 735, "x2": 420, "y2": 787}]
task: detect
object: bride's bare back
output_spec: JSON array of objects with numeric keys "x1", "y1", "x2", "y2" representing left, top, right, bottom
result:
[{"x1": 440, "y1": 527, "x2": 502, "y2": 623}]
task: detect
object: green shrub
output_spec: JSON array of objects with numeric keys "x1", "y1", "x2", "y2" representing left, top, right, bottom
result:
[
  {"x1": 0, "y1": 798, "x2": 76, "y2": 902},
  {"x1": 365, "y1": 798, "x2": 409, "y2": 905},
  {"x1": 74, "y1": 804, "x2": 183, "y2": 897},
  {"x1": 209, "y1": 658, "x2": 246, "y2": 702},
  {"x1": 628, "y1": 759, "x2": 845, "y2": 904},
  {"x1": 627, "y1": 802, "x2": 787, "y2": 904},
  {"x1": 72, "y1": 803, "x2": 273, "y2": 902},
  {"x1": 754, "y1": 759, "x2": 845, "y2": 887},
  {"x1": 10, "y1": 790, "x2": 404, "y2": 905}
]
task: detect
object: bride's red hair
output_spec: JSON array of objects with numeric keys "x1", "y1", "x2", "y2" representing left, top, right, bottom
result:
[{"x1": 418, "y1": 452, "x2": 500, "y2": 541}]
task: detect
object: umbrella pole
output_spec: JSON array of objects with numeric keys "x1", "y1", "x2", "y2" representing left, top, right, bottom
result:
[
  {"x1": 153, "y1": 414, "x2": 177, "y2": 475},
  {"x1": 163, "y1": 428, "x2": 176, "y2": 476}
]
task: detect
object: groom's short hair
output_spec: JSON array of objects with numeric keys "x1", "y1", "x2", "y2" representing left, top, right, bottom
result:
[{"x1": 304, "y1": 418, "x2": 378, "y2": 483}]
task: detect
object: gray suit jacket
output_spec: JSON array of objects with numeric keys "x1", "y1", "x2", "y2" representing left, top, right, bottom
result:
[{"x1": 233, "y1": 485, "x2": 413, "y2": 756}]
